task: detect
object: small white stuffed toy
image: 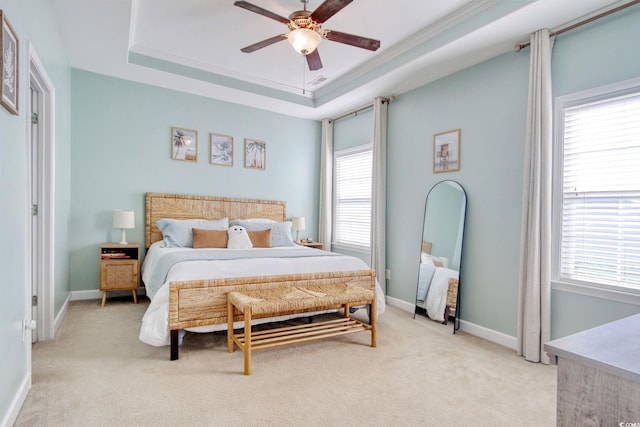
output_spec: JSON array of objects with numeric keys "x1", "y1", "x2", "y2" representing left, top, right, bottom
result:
[{"x1": 227, "y1": 225, "x2": 253, "y2": 249}]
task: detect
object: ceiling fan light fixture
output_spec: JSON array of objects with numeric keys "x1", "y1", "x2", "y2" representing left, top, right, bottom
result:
[{"x1": 288, "y1": 28, "x2": 321, "y2": 55}]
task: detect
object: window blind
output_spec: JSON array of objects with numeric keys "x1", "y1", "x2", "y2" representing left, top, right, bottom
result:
[
  {"x1": 560, "y1": 91, "x2": 640, "y2": 290},
  {"x1": 334, "y1": 147, "x2": 372, "y2": 248}
]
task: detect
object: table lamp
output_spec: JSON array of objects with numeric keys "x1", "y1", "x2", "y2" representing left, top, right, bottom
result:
[
  {"x1": 291, "y1": 217, "x2": 306, "y2": 243},
  {"x1": 113, "y1": 210, "x2": 135, "y2": 245}
]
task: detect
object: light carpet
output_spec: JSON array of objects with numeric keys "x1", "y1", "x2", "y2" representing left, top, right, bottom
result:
[{"x1": 16, "y1": 298, "x2": 557, "y2": 426}]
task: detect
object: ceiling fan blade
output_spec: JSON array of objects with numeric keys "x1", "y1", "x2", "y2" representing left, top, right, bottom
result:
[
  {"x1": 233, "y1": 1, "x2": 290, "y2": 25},
  {"x1": 310, "y1": 0, "x2": 353, "y2": 23},
  {"x1": 306, "y1": 49, "x2": 323, "y2": 71},
  {"x1": 324, "y1": 30, "x2": 380, "y2": 51},
  {"x1": 240, "y1": 34, "x2": 288, "y2": 53}
]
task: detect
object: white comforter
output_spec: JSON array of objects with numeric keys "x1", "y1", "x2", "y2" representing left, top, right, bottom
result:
[
  {"x1": 424, "y1": 267, "x2": 459, "y2": 322},
  {"x1": 139, "y1": 245, "x2": 385, "y2": 346}
]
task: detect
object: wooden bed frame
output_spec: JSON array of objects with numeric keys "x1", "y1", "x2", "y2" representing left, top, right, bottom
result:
[{"x1": 144, "y1": 193, "x2": 375, "y2": 360}]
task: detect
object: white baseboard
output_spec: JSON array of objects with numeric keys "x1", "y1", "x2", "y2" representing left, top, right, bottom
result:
[
  {"x1": 457, "y1": 319, "x2": 517, "y2": 350},
  {"x1": 70, "y1": 289, "x2": 103, "y2": 301},
  {"x1": 385, "y1": 295, "x2": 517, "y2": 350},
  {"x1": 1, "y1": 373, "x2": 30, "y2": 427},
  {"x1": 70, "y1": 288, "x2": 146, "y2": 301},
  {"x1": 54, "y1": 293, "x2": 71, "y2": 335},
  {"x1": 385, "y1": 295, "x2": 415, "y2": 313}
]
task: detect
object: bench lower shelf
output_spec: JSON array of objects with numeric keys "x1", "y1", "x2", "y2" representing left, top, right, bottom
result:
[
  {"x1": 231, "y1": 317, "x2": 372, "y2": 351},
  {"x1": 227, "y1": 308, "x2": 376, "y2": 375}
]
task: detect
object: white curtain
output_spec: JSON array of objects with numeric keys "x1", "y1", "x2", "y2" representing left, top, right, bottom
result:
[
  {"x1": 517, "y1": 29, "x2": 554, "y2": 364},
  {"x1": 318, "y1": 118, "x2": 334, "y2": 247},
  {"x1": 370, "y1": 97, "x2": 388, "y2": 294}
]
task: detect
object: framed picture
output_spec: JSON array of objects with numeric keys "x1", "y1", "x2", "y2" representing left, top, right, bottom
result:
[
  {"x1": 245, "y1": 138, "x2": 266, "y2": 170},
  {"x1": 171, "y1": 127, "x2": 197, "y2": 162},
  {"x1": 210, "y1": 133, "x2": 234, "y2": 166},
  {"x1": 1, "y1": 11, "x2": 19, "y2": 115},
  {"x1": 433, "y1": 129, "x2": 461, "y2": 173}
]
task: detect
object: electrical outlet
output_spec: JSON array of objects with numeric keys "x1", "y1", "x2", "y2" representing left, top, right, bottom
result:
[{"x1": 386, "y1": 269, "x2": 391, "y2": 280}]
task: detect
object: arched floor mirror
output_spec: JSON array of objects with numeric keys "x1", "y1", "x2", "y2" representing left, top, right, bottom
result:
[{"x1": 414, "y1": 180, "x2": 467, "y2": 332}]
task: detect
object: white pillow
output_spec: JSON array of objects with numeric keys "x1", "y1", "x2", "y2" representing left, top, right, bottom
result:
[
  {"x1": 157, "y1": 217, "x2": 229, "y2": 248},
  {"x1": 227, "y1": 225, "x2": 253, "y2": 249},
  {"x1": 420, "y1": 252, "x2": 434, "y2": 265}
]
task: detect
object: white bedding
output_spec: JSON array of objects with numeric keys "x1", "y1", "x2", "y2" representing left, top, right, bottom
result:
[
  {"x1": 423, "y1": 267, "x2": 458, "y2": 322},
  {"x1": 139, "y1": 245, "x2": 385, "y2": 346}
]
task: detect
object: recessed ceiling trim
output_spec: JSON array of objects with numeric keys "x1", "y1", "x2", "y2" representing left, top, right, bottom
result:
[
  {"x1": 127, "y1": 50, "x2": 316, "y2": 107},
  {"x1": 313, "y1": 0, "x2": 536, "y2": 106},
  {"x1": 129, "y1": 43, "x2": 309, "y2": 96}
]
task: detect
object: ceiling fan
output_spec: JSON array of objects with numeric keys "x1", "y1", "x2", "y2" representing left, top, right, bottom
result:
[{"x1": 234, "y1": 0, "x2": 381, "y2": 71}]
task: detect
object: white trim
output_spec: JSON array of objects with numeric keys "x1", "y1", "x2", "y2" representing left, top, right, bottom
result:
[
  {"x1": 28, "y1": 43, "x2": 56, "y2": 342},
  {"x1": 54, "y1": 294, "x2": 71, "y2": 334},
  {"x1": 71, "y1": 288, "x2": 147, "y2": 301},
  {"x1": 552, "y1": 280, "x2": 640, "y2": 306},
  {"x1": 552, "y1": 76, "x2": 640, "y2": 305},
  {"x1": 385, "y1": 295, "x2": 415, "y2": 313},
  {"x1": 386, "y1": 296, "x2": 518, "y2": 350},
  {"x1": 458, "y1": 319, "x2": 518, "y2": 350},
  {"x1": 0, "y1": 373, "x2": 30, "y2": 427}
]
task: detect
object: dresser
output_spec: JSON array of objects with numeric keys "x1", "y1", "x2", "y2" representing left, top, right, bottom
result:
[{"x1": 544, "y1": 314, "x2": 640, "y2": 426}]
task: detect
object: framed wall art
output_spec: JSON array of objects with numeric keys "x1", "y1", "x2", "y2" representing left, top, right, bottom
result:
[
  {"x1": 210, "y1": 133, "x2": 234, "y2": 166},
  {"x1": 245, "y1": 138, "x2": 266, "y2": 170},
  {"x1": 433, "y1": 129, "x2": 461, "y2": 173},
  {"x1": 1, "y1": 11, "x2": 19, "y2": 115},
  {"x1": 171, "y1": 127, "x2": 197, "y2": 162}
]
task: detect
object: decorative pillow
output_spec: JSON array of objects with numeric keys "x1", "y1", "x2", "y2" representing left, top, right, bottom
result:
[
  {"x1": 247, "y1": 229, "x2": 272, "y2": 248},
  {"x1": 192, "y1": 228, "x2": 229, "y2": 248},
  {"x1": 230, "y1": 220, "x2": 295, "y2": 247},
  {"x1": 227, "y1": 225, "x2": 253, "y2": 249},
  {"x1": 157, "y1": 217, "x2": 229, "y2": 248}
]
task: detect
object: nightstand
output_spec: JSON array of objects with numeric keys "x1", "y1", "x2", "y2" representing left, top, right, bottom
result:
[
  {"x1": 99, "y1": 243, "x2": 140, "y2": 307},
  {"x1": 297, "y1": 241, "x2": 324, "y2": 250}
]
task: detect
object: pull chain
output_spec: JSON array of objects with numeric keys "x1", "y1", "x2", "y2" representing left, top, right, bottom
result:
[{"x1": 302, "y1": 55, "x2": 306, "y2": 95}]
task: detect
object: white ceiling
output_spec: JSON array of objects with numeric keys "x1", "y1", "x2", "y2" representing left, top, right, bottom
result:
[{"x1": 51, "y1": 0, "x2": 629, "y2": 120}]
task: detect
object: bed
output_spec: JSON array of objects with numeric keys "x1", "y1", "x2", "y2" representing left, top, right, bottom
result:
[
  {"x1": 416, "y1": 240, "x2": 459, "y2": 323},
  {"x1": 138, "y1": 192, "x2": 385, "y2": 358}
]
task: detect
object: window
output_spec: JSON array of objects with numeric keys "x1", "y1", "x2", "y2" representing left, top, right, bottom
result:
[
  {"x1": 333, "y1": 145, "x2": 373, "y2": 251},
  {"x1": 554, "y1": 82, "x2": 640, "y2": 298}
]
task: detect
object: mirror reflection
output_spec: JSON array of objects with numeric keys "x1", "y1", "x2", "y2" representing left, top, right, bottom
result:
[{"x1": 414, "y1": 180, "x2": 466, "y2": 332}]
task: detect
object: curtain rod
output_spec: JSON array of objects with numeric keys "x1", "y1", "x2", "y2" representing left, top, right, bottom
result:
[
  {"x1": 514, "y1": 0, "x2": 640, "y2": 52},
  {"x1": 330, "y1": 96, "x2": 395, "y2": 123}
]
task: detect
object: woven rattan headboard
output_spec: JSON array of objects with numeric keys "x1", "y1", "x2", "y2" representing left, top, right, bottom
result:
[{"x1": 145, "y1": 192, "x2": 286, "y2": 248}]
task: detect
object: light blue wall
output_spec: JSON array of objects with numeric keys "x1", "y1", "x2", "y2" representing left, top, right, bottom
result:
[
  {"x1": 69, "y1": 70, "x2": 322, "y2": 291},
  {"x1": 386, "y1": 7, "x2": 640, "y2": 339},
  {"x1": 0, "y1": 0, "x2": 71, "y2": 423},
  {"x1": 387, "y1": 52, "x2": 529, "y2": 337}
]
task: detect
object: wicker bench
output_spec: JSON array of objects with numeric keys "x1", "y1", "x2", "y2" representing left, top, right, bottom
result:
[{"x1": 227, "y1": 282, "x2": 377, "y2": 375}]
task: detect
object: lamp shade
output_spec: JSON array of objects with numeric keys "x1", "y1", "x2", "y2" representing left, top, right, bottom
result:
[
  {"x1": 288, "y1": 28, "x2": 321, "y2": 55},
  {"x1": 113, "y1": 210, "x2": 135, "y2": 229},
  {"x1": 291, "y1": 217, "x2": 306, "y2": 231}
]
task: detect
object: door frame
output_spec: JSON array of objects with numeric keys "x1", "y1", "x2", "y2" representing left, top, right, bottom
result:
[{"x1": 28, "y1": 43, "x2": 55, "y2": 343}]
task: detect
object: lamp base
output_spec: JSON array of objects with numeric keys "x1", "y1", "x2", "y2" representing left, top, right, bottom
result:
[{"x1": 118, "y1": 229, "x2": 128, "y2": 245}]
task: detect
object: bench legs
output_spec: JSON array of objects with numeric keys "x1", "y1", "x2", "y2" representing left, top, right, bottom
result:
[{"x1": 227, "y1": 299, "x2": 377, "y2": 376}]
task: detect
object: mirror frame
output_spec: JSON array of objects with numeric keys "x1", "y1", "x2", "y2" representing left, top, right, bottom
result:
[{"x1": 413, "y1": 180, "x2": 467, "y2": 333}]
